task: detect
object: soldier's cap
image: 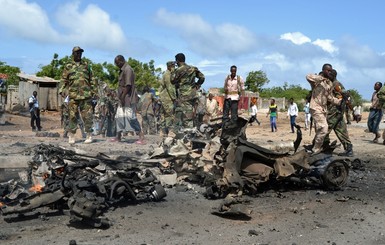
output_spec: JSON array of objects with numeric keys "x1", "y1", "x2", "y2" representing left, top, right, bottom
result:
[
  {"x1": 72, "y1": 46, "x2": 84, "y2": 53},
  {"x1": 167, "y1": 61, "x2": 175, "y2": 66}
]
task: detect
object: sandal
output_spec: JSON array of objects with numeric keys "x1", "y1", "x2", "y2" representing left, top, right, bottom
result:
[
  {"x1": 135, "y1": 140, "x2": 146, "y2": 145},
  {"x1": 109, "y1": 138, "x2": 121, "y2": 142}
]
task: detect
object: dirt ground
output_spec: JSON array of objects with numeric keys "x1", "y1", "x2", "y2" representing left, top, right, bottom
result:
[{"x1": 0, "y1": 110, "x2": 385, "y2": 245}]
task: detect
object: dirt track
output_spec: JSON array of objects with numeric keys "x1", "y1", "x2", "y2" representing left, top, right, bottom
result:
[{"x1": 1, "y1": 111, "x2": 385, "y2": 245}]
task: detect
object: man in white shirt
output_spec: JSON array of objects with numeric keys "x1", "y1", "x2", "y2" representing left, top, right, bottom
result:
[
  {"x1": 28, "y1": 91, "x2": 41, "y2": 131},
  {"x1": 205, "y1": 93, "x2": 219, "y2": 124},
  {"x1": 352, "y1": 105, "x2": 362, "y2": 123},
  {"x1": 287, "y1": 98, "x2": 298, "y2": 133},
  {"x1": 222, "y1": 65, "x2": 244, "y2": 123}
]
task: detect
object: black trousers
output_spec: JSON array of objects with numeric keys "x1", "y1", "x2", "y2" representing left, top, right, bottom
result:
[
  {"x1": 30, "y1": 109, "x2": 41, "y2": 129},
  {"x1": 222, "y1": 99, "x2": 239, "y2": 122}
]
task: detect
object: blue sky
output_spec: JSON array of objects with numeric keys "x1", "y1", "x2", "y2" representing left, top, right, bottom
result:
[{"x1": 1, "y1": 0, "x2": 385, "y2": 100}]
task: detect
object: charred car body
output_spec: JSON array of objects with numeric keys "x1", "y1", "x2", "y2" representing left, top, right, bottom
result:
[{"x1": 0, "y1": 144, "x2": 166, "y2": 227}]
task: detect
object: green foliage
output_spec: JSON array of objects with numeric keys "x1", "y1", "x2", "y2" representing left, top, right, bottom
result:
[
  {"x1": 127, "y1": 58, "x2": 162, "y2": 93},
  {"x1": 35, "y1": 54, "x2": 162, "y2": 93},
  {"x1": 245, "y1": 70, "x2": 270, "y2": 92},
  {"x1": 260, "y1": 82, "x2": 310, "y2": 103},
  {"x1": 347, "y1": 89, "x2": 363, "y2": 106},
  {"x1": 36, "y1": 53, "x2": 71, "y2": 80},
  {"x1": 0, "y1": 61, "x2": 21, "y2": 86}
]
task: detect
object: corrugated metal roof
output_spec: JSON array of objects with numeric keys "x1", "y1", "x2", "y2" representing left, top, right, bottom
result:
[
  {"x1": 0, "y1": 73, "x2": 8, "y2": 79},
  {"x1": 17, "y1": 73, "x2": 60, "y2": 83}
]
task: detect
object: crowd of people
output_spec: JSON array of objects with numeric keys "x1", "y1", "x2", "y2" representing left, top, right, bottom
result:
[
  {"x1": 57, "y1": 48, "x2": 221, "y2": 145},
  {"x1": 30, "y1": 47, "x2": 385, "y2": 151}
]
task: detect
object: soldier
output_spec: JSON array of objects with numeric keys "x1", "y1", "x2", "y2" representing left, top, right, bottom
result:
[
  {"x1": 139, "y1": 86, "x2": 156, "y2": 135},
  {"x1": 194, "y1": 89, "x2": 207, "y2": 127},
  {"x1": 323, "y1": 69, "x2": 354, "y2": 156},
  {"x1": 159, "y1": 61, "x2": 176, "y2": 136},
  {"x1": 368, "y1": 82, "x2": 383, "y2": 143},
  {"x1": 60, "y1": 46, "x2": 97, "y2": 144},
  {"x1": 61, "y1": 96, "x2": 86, "y2": 139},
  {"x1": 98, "y1": 86, "x2": 118, "y2": 137},
  {"x1": 172, "y1": 53, "x2": 205, "y2": 132},
  {"x1": 306, "y1": 64, "x2": 341, "y2": 154}
]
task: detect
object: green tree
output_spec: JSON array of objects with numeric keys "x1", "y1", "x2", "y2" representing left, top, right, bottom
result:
[
  {"x1": 0, "y1": 61, "x2": 21, "y2": 86},
  {"x1": 260, "y1": 83, "x2": 310, "y2": 105},
  {"x1": 245, "y1": 70, "x2": 270, "y2": 92},
  {"x1": 127, "y1": 58, "x2": 162, "y2": 93},
  {"x1": 36, "y1": 55, "x2": 162, "y2": 93},
  {"x1": 347, "y1": 89, "x2": 363, "y2": 106}
]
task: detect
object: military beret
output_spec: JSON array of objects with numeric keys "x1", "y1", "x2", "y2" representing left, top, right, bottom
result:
[{"x1": 72, "y1": 46, "x2": 84, "y2": 53}]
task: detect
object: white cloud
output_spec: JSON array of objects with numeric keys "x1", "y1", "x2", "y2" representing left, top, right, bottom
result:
[
  {"x1": 154, "y1": 8, "x2": 257, "y2": 57},
  {"x1": 280, "y1": 32, "x2": 311, "y2": 45},
  {"x1": 55, "y1": 1, "x2": 127, "y2": 49},
  {"x1": 280, "y1": 32, "x2": 338, "y2": 54},
  {"x1": 312, "y1": 39, "x2": 339, "y2": 54},
  {"x1": 0, "y1": 0, "x2": 161, "y2": 56},
  {"x1": 0, "y1": 0, "x2": 59, "y2": 42}
]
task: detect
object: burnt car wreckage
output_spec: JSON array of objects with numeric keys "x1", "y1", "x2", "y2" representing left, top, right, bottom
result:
[
  {"x1": 0, "y1": 145, "x2": 167, "y2": 227},
  {"x1": 0, "y1": 117, "x2": 360, "y2": 226}
]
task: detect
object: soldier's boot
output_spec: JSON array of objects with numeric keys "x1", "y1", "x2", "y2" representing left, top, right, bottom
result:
[
  {"x1": 84, "y1": 133, "x2": 93, "y2": 144},
  {"x1": 338, "y1": 143, "x2": 354, "y2": 157},
  {"x1": 68, "y1": 133, "x2": 75, "y2": 144}
]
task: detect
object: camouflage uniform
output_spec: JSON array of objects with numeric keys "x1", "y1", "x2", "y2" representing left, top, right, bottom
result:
[
  {"x1": 98, "y1": 91, "x2": 118, "y2": 137},
  {"x1": 306, "y1": 74, "x2": 340, "y2": 153},
  {"x1": 140, "y1": 91, "x2": 156, "y2": 135},
  {"x1": 61, "y1": 97, "x2": 86, "y2": 138},
  {"x1": 60, "y1": 59, "x2": 97, "y2": 135},
  {"x1": 159, "y1": 65, "x2": 176, "y2": 135},
  {"x1": 323, "y1": 80, "x2": 353, "y2": 154},
  {"x1": 172, "y1": 63, "x2": 205, "y2": 131},
  {"x1": 378, "y1": 86, "x2": 385, "y2": 144}
]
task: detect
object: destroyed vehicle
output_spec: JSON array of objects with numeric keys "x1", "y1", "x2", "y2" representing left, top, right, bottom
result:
[
  {"x1": 0, "y1": 144, "x2": 167, "y2": 228},
  {"x1": 206, "y1": 117, "x2": 359, "y2": 198}
]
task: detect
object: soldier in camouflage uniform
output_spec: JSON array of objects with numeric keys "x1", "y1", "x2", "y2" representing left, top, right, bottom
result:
[
  {"x1": 306, "y1": 64, "x2": 341, "y2": 154},
  {"x1": 323, "y1": 69, "x2": 354, "y2": 156},
  {"x1": 139, "y1": 86, "x2": 156, "y2": 135},
  {"x1": 61, "y1": 96, "x2": 86, "y2": 139},
  {"x1": 172, "y1": 53, "x2": 205, "y2": 132},
  {"x1": 59, "y1": 46, "x2": 98, "y2": 144},
  {"x1": 98, "y1": 87, "x2": 118, "y2": 137},
  {"x1": 159, "y1": 61, "x2": 176, "y2": 136}
]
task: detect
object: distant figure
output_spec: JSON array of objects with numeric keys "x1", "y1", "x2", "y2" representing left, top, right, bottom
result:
[
  {"x1": 248, "y1": 100, "x2": 260, "y2": 126},
  {"x1": 304, "y1": 98, "x2": 311, "y2": 130},
  {"x1": 195, "y1": 89, "x2": 207, "y2": 127},
  {"x1": 140, "y1": 86, "x2": 156, "y2": 135},
  {"x1": 344, "y1": 90, "x2": 352, "y2": 124},
  {"x1": 367, "y1": 81, "x2": 383, "y2": 143},
  {"x1": 266, "y1": 98, "x2": 278, "y2": 132},
  {"x1": 28, "y1": 91, "x2": 41, "y2": 132},
  {"x1": 205, "y1": 93, "x2": 219, "y2": 124},
  {"x1": 223, "y1": 65, "x2": 244, "y2": 123},
  {"x1": 352, "y1": 105, "x2": 362, "y2": 123},
  {"x1": 287, "y1": 98, "x2": 298, "y2": 133}
]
